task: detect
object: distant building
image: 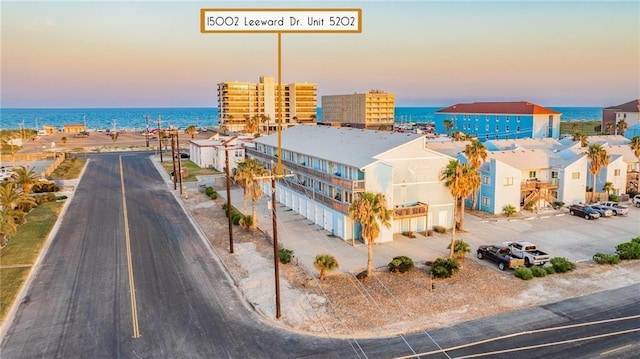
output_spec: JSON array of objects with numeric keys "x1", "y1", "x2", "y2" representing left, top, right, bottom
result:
[
  {"x1": 601, "y1": 99, "x2": 640, "y2": 137},
  {"x1": 189, "y1": 136, "x2": 254, "y2": 172},
  {"x1": 62, "y1": 124, "x2": 86, "y2": 133},
  {"x1": 435, "y1": 101, "x2": 561, "y2": 141},
  {"x1": 321, "y1": 90, "x2": 395, "y2": 129},
  {"x1": 42, "y1": 125, "x2": 57, "y2": 135},
  {"x1": 217, "y1": 76, "x2": 317, "y2": 133}
]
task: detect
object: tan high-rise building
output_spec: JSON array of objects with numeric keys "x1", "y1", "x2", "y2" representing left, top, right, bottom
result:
[
  {"x1": 321, "y1": 90, "x2": 395, "y2": 129},
  {"x1": 217, "y1": 76, "x2": 317, "y2": 133}
]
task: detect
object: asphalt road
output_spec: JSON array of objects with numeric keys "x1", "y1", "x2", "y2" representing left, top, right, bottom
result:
[{"x1": 1, "y1": 152, "x2": 639, "y2": 358}]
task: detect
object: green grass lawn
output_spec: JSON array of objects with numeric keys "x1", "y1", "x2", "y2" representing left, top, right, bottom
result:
[
  {"x1": 49, "y1": 157, "x2": 87, "y2": 180},
  {"x1": 0, "y1": 267, "x2": 31, "y2": 321},
  {"x1": 0, "y1": 201, "x2": 63, "y2": 322},
  {"x1": 160, "y1": 159, "x2": 219, "y2": 182},
  {"x1": 560, "y1": 120, "x2": 602, "y2": 136}
]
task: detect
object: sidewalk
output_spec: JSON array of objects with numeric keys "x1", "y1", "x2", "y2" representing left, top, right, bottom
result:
[{"x1": 217, "y1": 187, "x2": 454, "y2": 274}]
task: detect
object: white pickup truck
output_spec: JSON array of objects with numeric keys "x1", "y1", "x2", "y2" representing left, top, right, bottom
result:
[
  {"x1": 502, "y1": 241, "x2": 551, "y2": 267},
  {"x1": 633, "y1": 195, "x2": 640, "y2": 208}
]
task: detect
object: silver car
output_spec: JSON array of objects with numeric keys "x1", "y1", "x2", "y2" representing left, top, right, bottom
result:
[
  {"x1": 589, "y1": 205, "x2": 613, "y2": 217},
  {"x1": 598, "y1": 201, "x2": 629, "y2": 216}
]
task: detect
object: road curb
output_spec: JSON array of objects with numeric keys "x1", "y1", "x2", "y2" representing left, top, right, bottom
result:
[{"x1": 0, "y1": 159, "x2": 89, "y2": 341}]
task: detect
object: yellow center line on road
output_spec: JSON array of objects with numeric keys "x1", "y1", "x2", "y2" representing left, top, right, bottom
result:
[{"x1": 120, "y1": 156, "x2": 140, "y2": 338}]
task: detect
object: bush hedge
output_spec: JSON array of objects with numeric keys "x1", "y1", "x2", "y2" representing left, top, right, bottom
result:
[
  {"x1": 388, "y1": 256, "x2": 415, "y2": 273},
  {"x1": 550, "y1": 257, "x2": 576, "y2": 273},
  {"x1": 433, "y1": 225, "x2": 446, "y2": 234},
  {"x1": 514, "y1": 267, "x2": 533, "y2": 280},
  {"x1": 278, "y1": 248, "x2": 294, "y2": 264},
  {"x1": 430, "y1": 257, "x2": 460, "y2": 278},
  {"x1": 530, "y1": 265, "x2": 547, "y2": 277},
  {"x1": 592, "y1": 252, "x2": 620, "y2": 265}
]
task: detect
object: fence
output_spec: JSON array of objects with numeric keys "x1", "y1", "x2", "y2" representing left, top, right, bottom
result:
[{"x1": 40, "y1": 153, "x2": 66, "y2": 178}]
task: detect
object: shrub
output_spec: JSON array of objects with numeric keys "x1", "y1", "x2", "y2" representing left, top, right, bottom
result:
[
  {"x1": 231, "y1": 211, "x2": 243, "y2": 225},
  {"x1": 530, "y1": 265, "x2": 547, "y2": 277},
  {"x1": 32, "y1": 182, "x2": 60, "y2": 193},
  {"x1": 502, "y1": 204, "x2": 516, "y2": 217},
  {"x1": 205, "y1": 186, "x2": 214, "y2": 196},
  {"x1": 433, "y1": 225, "x2": 446, "y2": 234},
  {"x1": 388, "y1": 256, "x2": 415, "y2": 273},
  {"x1": 632, "y1": 236, "x2": 640, "y2": 245},
  {"x1": 447, "y1": 239, "x2": 471, "y2": 259},
  {"x1": 552, "y1": 201, "x2": 565, "y2": 210},
  {"x1": 615, "y1": 241, "x2": 640, "y2": 260},
  {"x1": 514, "y1": 267, "x2": 533, "y2": 280},
  {"x1": 608, "y1": 194, "x2": 619, "y2": 202},
  {"x1": 550, "y1": 257, "x2": 576, "y2": 273},
  {"x1": 430, "y1": 257, "x2": 460, "y2": 278},
  {"x1": 592, "y1": 252, "x2": 620, "y2": 265},
  {"x1": 402, "y1": 231, "x2": 416, "y2": 238},
  {"x1": 278, "y1": 248, "x2": 294, "y2": 264},
  {"x1": 239, "y1": 214, "x2": 252, "y2": 228},
  {"x1": 210, "y1": 192, "x2": 218, "y2": 200},
  {"x1": 544, "y1": 266, "x2": 556, "y2": 275},
  {"x1": 426, "y1": 229, "x2": 433, "y2": 236}
]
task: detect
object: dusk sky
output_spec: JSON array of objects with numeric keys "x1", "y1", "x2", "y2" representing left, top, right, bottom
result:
[{"x1": 2, "y1": 1, "x2": 638, "y2": 108}]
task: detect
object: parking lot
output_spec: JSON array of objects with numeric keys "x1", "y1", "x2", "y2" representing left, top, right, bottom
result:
[{"x1": 460, "y1": 204, "x2": 640, "y2": 264}]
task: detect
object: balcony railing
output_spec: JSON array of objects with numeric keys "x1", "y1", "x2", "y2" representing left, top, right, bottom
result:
[
  {"x1": 394, "y1": 202, "x2": 428, "y2": 219},
  {"x1": 520, "y1": 179, "x2": 559, "y2": 191},
  {"x1": 282, "y1": 180, "x2": 350, "y2": 213},
  {"x1": 247, "y1": 148, "x2": 365, "y2": 193}
]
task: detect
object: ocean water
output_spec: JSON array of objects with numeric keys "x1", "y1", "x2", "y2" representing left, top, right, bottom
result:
[{"x1": 0, "y1": 106, "x2": 602, "y2": 131}]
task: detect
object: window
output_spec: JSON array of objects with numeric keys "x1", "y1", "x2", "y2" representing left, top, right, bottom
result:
[
  {"x1": 517, "y1": 116, "x2": 521, "y2": 122},
  {"x1": 482, "y1": 176, "x2": 490, "y2": 185},
  {"x1": 485, "y1": 124, "x2": 489, "y2": 131},
  {"x1": 517, "y1": 126, "x2": 520, "y2": 133},
  {"x1": 504, "y1": 176, "x2": 514, "y2": 186},
  {"x1": 235, "y1": 150, "x2": 243, "y2": 157},
  {"x1": 529, "y1": 171, "x2": 537, "y2": 179},
  {"x1": 614, "y1": 169, "x2": 621, "y2": 176},
  {"x1": 506, "y1": 116, "x2": 510, "y2": 122},
  {"x1": 486, "y1": 115, "x2": 490, "y2": 121},
  {"x1": 482, "y1": 196, "x2": 490, "y2": 206},
  {"x1": 485, "y1": 134, "x2": 489, "y2": 140},
  {"x1": 572, "y1": 172, "x2": 580, "y2": 180},
  {"x1": 505, "y1": 125, "x2": 509, "y2": 132}
]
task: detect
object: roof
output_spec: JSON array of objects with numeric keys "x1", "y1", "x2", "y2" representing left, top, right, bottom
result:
[
  {"x1": 424, "y1": 141, "x2": 470, "y2": 157},
  {"x1": 436, "y1": 101, "x2": 561, "y2": 115},
  {"x1": 487, "y1": 149, "x2": 552, "y2": 170},
  {"x1": 253, "y1": 125, "x2": 425, "y2": 169},
  {"x1": 604, "y1": 99, "x2": 640, "y2": 113}
]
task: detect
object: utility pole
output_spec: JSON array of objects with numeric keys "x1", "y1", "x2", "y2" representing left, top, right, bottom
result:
[
  {"x1": 271, "y1": 176, "x2": 281, "y2": 318},
  {"x1": 176, "y1": 130, "x2": 183, "y2": 195},
  {"x1": 145, "y1": 115, "x2": 150, "y2": 148},
  {"x1": 170, "y1": 131, "x2": 177, "y2": 190},
  {"x1": 83, "y1": 115, "x2": 87, "y2": 131},
  {"x1": 157, "y1": 116, "x2": 163, "y2": 162},
  {"x1": 225, "y1": 144, "x2": 234, "y2": 254}
]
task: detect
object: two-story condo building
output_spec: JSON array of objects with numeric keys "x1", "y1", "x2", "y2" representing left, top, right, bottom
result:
[
  {"x1": 189, "y1": 136, "x2": 254, "y2": 172},
  {"x1": 217, "y1": 76, "x2": 317, "y2": 133},
  {"x1": 602, "y1": 99, "x2": 640, "y2": 137},
  {"x1": 435, "y1": 101, "x2": 561, "y2": 141},
  {"x1": 247, "y1": 125, "x2": 455, "y2": 243}
]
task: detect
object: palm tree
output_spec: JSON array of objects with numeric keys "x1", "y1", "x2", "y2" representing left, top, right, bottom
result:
[
  {"x1": 185, "y1": 125, "x2": 197, "y2": 139},
  {"x1": 0, "y1": 207, "x2": 18, "y2": 247},
  {"x1": 451, "y1": 131, "x2": 467, "y2": 141},
  {"x1": 602, "y1": 181, "x2": 614, "y2": 199},
  {"x1": 440, "y1": 160, "x2": 477, "y2": 257},
  {"x1": 587, "y1": 144, "x2": 610, "y2": 203},
  {"x1": 443, "y1": 119, "x2": 454, "y2": 134},
  {"x1": 616, "y1": 120, "x2": 628, "y2": 136},
  {"x1": 12, "y1": 166, "x2": 39, "y2": 194},
  {"x1": 245, "y1": 116, "x2": 260, "y2": 135},
  {"x1": 631, "y1": 136, "x2": 640, "y2": 161},
  {"x1": 314, "y1": 254, "x2": 339, "y2": 280},
  {"x1": 605, "y1": 123, "x2": 614, "y2": 135},
  {"x1": 447, "y1": 239, "x2": 471, "y2": 259},
  {"x1": 572, "y1": 132, "x2": 588, "y2": 147},
  {"x1": 572, "y1": 123, "x2": 579, "y2": 133},
  {"x1": 463, "y1": 139, "x2": 488, "y2": 210},
  {"x1": 233, "y1": 159, "x2": 268, "y2": 230},
  {"x1": 348, "y1": 192, "x2": 392, "y2": 278}
]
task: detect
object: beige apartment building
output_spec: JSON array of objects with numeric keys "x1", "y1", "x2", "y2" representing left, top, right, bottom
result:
[
  {"x1": 217, "y1": 76, "x2": 317, "y2": 133},
  {"x1": 321, "y1": 89, "x2": 395, "y2": 129}
]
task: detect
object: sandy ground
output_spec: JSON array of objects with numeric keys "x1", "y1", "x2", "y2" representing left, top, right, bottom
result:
[{"x1": 183, "y1": 186, "x2": 640, "y2": 337}]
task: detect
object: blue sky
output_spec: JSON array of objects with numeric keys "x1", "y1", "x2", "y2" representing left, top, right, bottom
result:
[{"x1": 1, "y1": 1, "x2": 638, "y2": 107}]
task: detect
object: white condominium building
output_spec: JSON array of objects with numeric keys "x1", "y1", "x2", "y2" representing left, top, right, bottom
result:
[
  {"x1": 217, "y1": 76, "x2": 317, "y2": 133},
  {"x1": 321, "y1": 89, "x2": 395, "y2": 129}
]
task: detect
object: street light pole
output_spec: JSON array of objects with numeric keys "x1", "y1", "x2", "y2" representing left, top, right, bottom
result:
[
  {"x1": 170, "y1": 131, "x2": 177, "y2": 190},
  {"x1": 225, "y1": 145, "x2": 234, "y2": 254}
]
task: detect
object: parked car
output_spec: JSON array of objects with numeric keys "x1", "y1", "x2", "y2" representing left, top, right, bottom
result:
[
  {"x1": 632, "y1": 195, "x2": 640, "y2": 208},
  {"x1": 588, "y1": 204, "x2": 614, "y2": 217},
  {"x1": 175, "y1": 151, "x2": 189, "y2": 159},
  {"x1": 476, "y1": 245, "x2": 525, "y2": 271},
  {"x1": 598, "y1": 201, "x2": 629, "y2": 216},
  {"x1": 568, "y1": 204, "x2": 600, "y2": 220},
  {"x1": 502, "y1": 241, "x2": 550, "y2": 267}
]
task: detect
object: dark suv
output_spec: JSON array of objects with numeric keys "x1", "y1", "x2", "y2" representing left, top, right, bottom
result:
[{"x1": 568, "y1": 204, "x2": 600, "y2": 220}]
